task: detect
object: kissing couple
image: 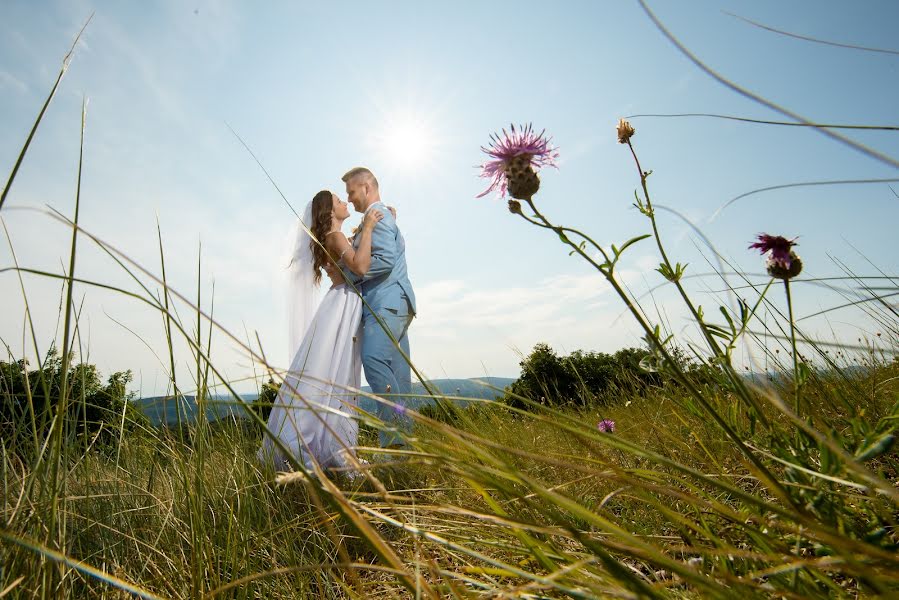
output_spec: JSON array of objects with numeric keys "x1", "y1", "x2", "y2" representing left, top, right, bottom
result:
[{"x1": 258, "y1": 167, "x2": 416, "y2": 476}]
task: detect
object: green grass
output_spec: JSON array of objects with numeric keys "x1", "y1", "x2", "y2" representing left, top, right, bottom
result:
[
  {"x1": 3, "y1": 15, "x2": 899, "y2": 599},
  {"x1": 2, "y1": 359, "x2": 897, "y2": 598}
]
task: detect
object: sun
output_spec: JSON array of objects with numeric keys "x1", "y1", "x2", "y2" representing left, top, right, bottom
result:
[
  {"x1": 386, "y1": 121, "x2": 428, "y2": 162},
  {"x1": 371, "y1": 112, "x2": 439, "y2": 171}
]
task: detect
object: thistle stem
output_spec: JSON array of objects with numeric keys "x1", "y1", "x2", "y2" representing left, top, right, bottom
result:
[
  {"x1": 514, "y1": 197, "x2": 800, "y2": 513},
  {"x1": 626, "y1": 140, "x2": 726, "y2": 360},
  {"x1": 783, "y1": 278, "x2": 802, "y2": 416},
  {"x1": 523, "y1": 197, "x2": 613, "y2": 266},
  {"x1": 624, "y1": 140, "x2": 770, "y2": 425}
]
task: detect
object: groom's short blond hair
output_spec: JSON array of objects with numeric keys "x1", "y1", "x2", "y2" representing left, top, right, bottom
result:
[{"x1": 341, "y1": 167, "x2": 379, "y2": 189}]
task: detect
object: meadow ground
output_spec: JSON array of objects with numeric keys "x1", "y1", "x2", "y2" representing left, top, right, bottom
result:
[{"x1": 2, "y1": 354, "x2": 897, "y2": 598}]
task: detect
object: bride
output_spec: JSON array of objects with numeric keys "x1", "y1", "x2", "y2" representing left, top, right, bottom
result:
[{"x1": 258, "y1": 189, "x2": 383, "y2": 473}]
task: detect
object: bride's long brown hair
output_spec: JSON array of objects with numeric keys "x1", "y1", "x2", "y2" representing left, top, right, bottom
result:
[{"x1": 309, "y1": 190, "x2": 336, "y2": 286}]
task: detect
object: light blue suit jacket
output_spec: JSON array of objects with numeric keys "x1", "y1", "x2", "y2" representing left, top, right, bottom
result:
[{"x1": 350, "y1": 202, "x2": 416, "y2": 316}]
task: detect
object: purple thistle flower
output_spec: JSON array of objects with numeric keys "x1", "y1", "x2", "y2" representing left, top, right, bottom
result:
[
  {"x1": 597, "y1": 419, "x2": 615, "y2": 433},
  {"x1": 749, "y1": 234, "x2": 797, "y2": 268},
  {"x1": 749, "y1": 233, "x2": 803, "y2": 279},
  {"x1": 477, "y1": 124, "x2": 559, "y2": 200}
]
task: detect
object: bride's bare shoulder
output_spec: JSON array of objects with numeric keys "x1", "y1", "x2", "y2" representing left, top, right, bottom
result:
[{"x1": 323, "y1": 230, "x2": 349, "y2": 250}]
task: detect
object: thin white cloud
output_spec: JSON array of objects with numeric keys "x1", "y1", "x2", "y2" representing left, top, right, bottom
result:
[
  {"x1": 408, "y1": 274, "x2": 646, "y2": 380},
  {"x1": 164, "y1": 0, "x2": 239, "y2": 58},
  {"x1": 416, "y1": 273, "x2": 611, "y2": 332},
  {"x1": 85, "y1": 14, "x2": 192, "y2": 131},
  {"x1": 0, "y1": 70, "x2": 28, "y2": 94}
]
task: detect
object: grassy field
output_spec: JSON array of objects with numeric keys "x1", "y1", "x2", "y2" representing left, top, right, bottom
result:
[
  {"x1": 3, "y1": 17, "x2": 899, "y2": 600},
  {"x1": 2, "y1": 351, "x2": 897, "y2": 598}
]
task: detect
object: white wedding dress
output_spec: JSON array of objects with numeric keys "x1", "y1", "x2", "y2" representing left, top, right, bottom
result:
[{"x1": 257, "y1": 204, "x2": 363, "y2": 473}]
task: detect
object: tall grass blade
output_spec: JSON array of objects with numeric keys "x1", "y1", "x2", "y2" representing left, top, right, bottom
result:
[
  {"x1": 0, "y1": 16, "x2": 92, "y2": 212},
  {"x1": 637, "y1": 0, "x2": 899, "y2": 170},
  {"x1": 0, "y1": 530, "x2": 164, "y2": 600}
]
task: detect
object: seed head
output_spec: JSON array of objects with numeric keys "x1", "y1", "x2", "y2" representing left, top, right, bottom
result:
[
  {"x1": 617, "y1": 118, "x2": 635, "y2": 144},
  {"x1": 275, "y1": 470, "x2": 308, "y2": 485}
]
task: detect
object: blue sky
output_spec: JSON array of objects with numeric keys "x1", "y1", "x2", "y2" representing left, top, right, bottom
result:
[{"x1": 1, "y1": 1, "x2": 897, "y2": 395}]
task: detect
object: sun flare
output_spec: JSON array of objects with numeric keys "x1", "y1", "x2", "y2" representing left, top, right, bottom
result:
[{"x1": 371, "y1": 112, "x2": 439, "y2": 171}]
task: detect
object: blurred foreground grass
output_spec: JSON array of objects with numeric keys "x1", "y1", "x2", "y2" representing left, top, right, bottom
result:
[{"x1": 3, "y1": 353, "x2": 897, "y2": 598}]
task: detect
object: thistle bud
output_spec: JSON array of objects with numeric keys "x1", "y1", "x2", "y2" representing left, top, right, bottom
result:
[
  {"x1": 767, "y1": 252, "x2": 803, "y2": 280},
  {"x1": 504, "y1": 155, "x2": 541, "y2": 200}
]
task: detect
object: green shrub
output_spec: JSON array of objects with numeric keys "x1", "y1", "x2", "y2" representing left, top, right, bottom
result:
[
  {"x1": 0, "y1": 347, "x2": 145, "y2": 455},
  {"x1": 505, "y1": 343, "x2": 662, "y2": 409},
  {"x1": 252, "y1": 377, "x2": 279, "y2": 423}
]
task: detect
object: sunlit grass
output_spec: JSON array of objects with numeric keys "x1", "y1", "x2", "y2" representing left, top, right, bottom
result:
[{"x1": 4, "y1": 358, "x2": 895, "y2": 597}]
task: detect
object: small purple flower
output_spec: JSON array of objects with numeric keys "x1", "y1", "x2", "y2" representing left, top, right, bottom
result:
[
  {"x1": 749, "y1": 233, "x2": 803, "y2": 280},
  {"x1": 393, "y1": 403, "x2": 407, "y2": 416},
  {"x1": 477, "y1": 124, "x2": 559, "y2": 200},
  {"x1": 597, "y1": 419, "x2": 615, "y2": 433}
]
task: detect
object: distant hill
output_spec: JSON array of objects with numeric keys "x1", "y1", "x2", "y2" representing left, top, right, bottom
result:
[
  {"x1": 358, "y1": 376, "x2": 514, "y2": 414},
  {"x1": 133, "y1": 394, "x2": 257, "y2": 427},
  {"x1": 135, "y1": 377, "x2": 514, "y2": 427}
]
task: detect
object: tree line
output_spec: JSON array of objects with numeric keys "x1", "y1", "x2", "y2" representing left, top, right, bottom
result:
[{"x1": 0, "y1": 347, "x2": 147, "y2": 456}]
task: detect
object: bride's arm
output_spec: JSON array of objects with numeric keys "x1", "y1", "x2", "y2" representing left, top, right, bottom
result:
[{"x1": 326, "y1": 208, "x2": 383, "y2": 276}]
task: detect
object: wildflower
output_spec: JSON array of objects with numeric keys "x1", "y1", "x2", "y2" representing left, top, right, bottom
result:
[
  {"x1": 749, "y1": 233, "x2": 802, "y2": 279},
  {"x1": 393, "y1": 403, "x2": 407, "y2": 416},
  {"x1": 749, "y1": 233, "x2": 796, "y2": 268},
  {"x1": 477, "y1": 124, "x2": 559, "y2": 200},
  {"x1": 597, "y1": 419, "x2": 615, "y2": 433},
  {"x1": 616, "y1": 118, "x2": 635, "y2": 144}
]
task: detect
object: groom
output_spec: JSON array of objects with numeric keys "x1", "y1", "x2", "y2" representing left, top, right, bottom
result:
[{"x1": 342, "y1": 167, "x2": 416, "y2": 447}]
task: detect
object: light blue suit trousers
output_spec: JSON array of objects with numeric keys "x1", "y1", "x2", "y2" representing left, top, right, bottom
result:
[{"x1": 350, "y1": 202, "x2": 416, "y2": 447}]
